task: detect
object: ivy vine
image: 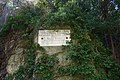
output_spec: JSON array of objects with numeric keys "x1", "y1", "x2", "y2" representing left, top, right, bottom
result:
[{"x1": 1, "y1": 0, "x2": 120, "y2": 80}]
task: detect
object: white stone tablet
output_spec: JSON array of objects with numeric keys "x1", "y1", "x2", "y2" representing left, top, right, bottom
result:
[{"x1": 38, "y1": 30, "x2": 70, "y2": 46}]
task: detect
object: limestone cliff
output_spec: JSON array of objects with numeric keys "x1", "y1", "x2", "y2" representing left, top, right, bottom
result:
[{"x1": 0, "y1": 0, "x2": 36, "y2": 79}]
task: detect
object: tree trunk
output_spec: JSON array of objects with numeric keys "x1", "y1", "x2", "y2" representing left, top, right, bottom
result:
[{"x1": 110, "y1": 35, "x2": 116, "y2": 59}]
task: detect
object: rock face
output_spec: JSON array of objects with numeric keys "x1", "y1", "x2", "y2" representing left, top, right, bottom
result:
[
  {"x1": 0, "y1": 0, "x2": 71, "y2": 79},
  {"x1": 6, "y1": 48, "x2": 24, "y2": 74},
  {"x1": 0, "y1": 38, "x2": 6, "y2": 80},
  {"x1": 0, "y1": 0, "x2": 36, "y2": 79},
  {"x1": 0, "y1": 0, "x2": 11, "y2": 26},
  {"x1": 0, "y1": 0, "x2": 36, "y2": 27},
  {"x1": 0, "y1": 30, "x2": 19, "y2": 79},
  {"x1": 5, "y1": 34, "x2": 71, "y2": 79}
]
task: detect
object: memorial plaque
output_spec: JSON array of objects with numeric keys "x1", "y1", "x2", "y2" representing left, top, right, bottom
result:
[{"x1": 38, "y1": 30, "x2": 70, "y2": 46}]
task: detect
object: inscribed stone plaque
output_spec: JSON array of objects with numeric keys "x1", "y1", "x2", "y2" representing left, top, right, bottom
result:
[{"x1": 38, "y1": 30, "x2": 70, "y2": 46}]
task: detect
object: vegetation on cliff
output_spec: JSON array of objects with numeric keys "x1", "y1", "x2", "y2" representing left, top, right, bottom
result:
[{"x1": 0, "y1": 0, "x2": 120, "y2": 80}]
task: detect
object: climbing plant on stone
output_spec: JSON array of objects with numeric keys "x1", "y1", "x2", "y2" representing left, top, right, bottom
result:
[
  {"x1": 46, "y1": 1, "x2": 120, "y2": 80},
  {"x1": 1, "y1": 0, "x2": 120, "y2": 80}
]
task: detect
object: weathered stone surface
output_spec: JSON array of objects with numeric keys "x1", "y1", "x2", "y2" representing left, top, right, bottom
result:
[
  {"x1": 0, "y1": 0, "x2": 12, "y2": 26},
  {"x1": 0, "y1": 38, "x2": 7, "y2": 80},
  {"x1": 6, "y1": 48, "x2": 24, "y2": 74},
  {"x1": 57, "y1": 52, "x2": 70, "y2": 66},
  {"x1": 0, "y1": 0, "x2": 36, "y2": 27},
  {"x1": 43, "y1": 46, "x2": 63, "y2": 55},
  {"x1": 0, "y1": 30, "x2": 20, "y2": 79},
  {"x1": 56, "y1": 76, "x2": 73, "y2": 80}
]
